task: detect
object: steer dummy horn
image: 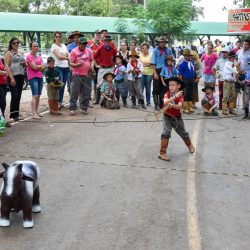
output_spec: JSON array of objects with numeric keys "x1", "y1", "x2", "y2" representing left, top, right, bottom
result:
[{"x1": 2, "y1": 163, "x2": 9, "y2": 170}]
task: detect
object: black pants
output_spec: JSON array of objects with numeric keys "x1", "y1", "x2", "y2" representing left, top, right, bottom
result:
[
  {"x1": 0, "y1": 84, "x2": 7, "y2": 116},
  {"x1": 183, "y1": 78, "x2": 194, "y2": 101},
  {"x1": 152, "y1": 68, "x2": 162, "y2": 95},
  {"x1": 153, "y1": 68, "x2": 167, "y2": 108},
  {"x1": 8, "y1": 74, "x2": 24, "y2": 119}
]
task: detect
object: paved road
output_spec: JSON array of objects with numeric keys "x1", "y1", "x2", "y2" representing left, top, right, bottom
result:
[{"x1": 0, "y1": 103, "x2": 249, "y2": 250}]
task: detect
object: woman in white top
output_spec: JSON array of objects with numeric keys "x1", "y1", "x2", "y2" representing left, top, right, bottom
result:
[{"x1": 51, "y1": 31, "x2": 69, "y2": 108}]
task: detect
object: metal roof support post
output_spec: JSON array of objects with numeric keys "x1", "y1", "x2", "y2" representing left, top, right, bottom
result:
[
  {"x1": 118, "y1": 34, "x2": 121, "y2": 48},
  {"x1": 37, "y1": 32, "x2": 41, "y2": 48},
  {"x1": 198, "y1": 35, "x2": 205, "y2": 42}
]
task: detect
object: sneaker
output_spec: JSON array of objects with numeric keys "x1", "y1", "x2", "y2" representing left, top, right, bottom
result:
[
  {"x1": 147, "y1": 103, "x2": 151, "y2": 106},
  {"x1": 81, "y1": 110, "x2": 88, "y2": 115},
  {"x1": 14, "y1": 116, "x2": 24, "y2": 121},
  {"x1": 70, "y1": 110, "x2": 76, "y2": 115},
  {"x1": 5, "y1": 122, "x2": 12, "y2": 127}
]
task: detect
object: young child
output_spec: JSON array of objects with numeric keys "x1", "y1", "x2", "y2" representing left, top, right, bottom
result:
[
  {"x1": 159, "y1": 77, "x2": 195, "y2": 161},
  {"x1": 160, "y1": 55, "x2": 178, "y2": 101},
  {"x1": 44, "y1": 57, "x2": 63, "y2": 115},
  {"x1": 201, "y1": 86, "x2": 219, "y2": 116},
  {"x1": 243, "y1": 61, "x2": 250, "y2": 119},
  {"x1": 100, "y1": 72, "x2": 120, "y2": 109},
  {"x1": 127, "y1": 52, "x2": 146, "y2": 109},
  {"x1": 178, "y1": 49, "x2": 196, "y2": 114},
  {"x1": 113, "y1": 55, "x2": 128, "y2": 107},
  {"x1": 222, "y1": 51, "x2": 237, "y2": 115}
]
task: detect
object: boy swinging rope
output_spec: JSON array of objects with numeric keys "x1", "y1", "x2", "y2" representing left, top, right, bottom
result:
[{"x1": 158, "y1": 77, "x2": 195, "y2": 161}]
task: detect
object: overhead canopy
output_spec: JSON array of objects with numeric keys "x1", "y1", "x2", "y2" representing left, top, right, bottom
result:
[
  {"x1": 0, "y1": 12, "x2": 237, "y2": 36},
  {"x1": 188, "y1": 21, "x2": 232, "y2": 36},
  {"x1": 0, "y1": 12, "x2": 156, "y2": 34}
]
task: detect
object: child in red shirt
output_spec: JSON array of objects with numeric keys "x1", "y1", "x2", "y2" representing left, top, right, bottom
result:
[{"x1": 159, "y1": 77, "x2": 195, "y2": 161}]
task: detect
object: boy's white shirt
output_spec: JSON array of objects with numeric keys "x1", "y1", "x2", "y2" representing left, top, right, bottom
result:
[
  {"x1": 127, "y1": 60, "x2": 144, "y2": 81},
  {"x1": 223, "y1": 60, "x2": 237, "y2": 81}
]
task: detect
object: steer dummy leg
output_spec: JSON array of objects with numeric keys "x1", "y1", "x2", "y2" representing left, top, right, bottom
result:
[
  {"x1": 22, "y1": 182, "x2": 34, "y2": 228},
  {"x1": 32, "y1": 186, "x2": 41, "y2": 213},
  {"x1": 0, "y1": 202, "x2": 11, "y2": 227}
]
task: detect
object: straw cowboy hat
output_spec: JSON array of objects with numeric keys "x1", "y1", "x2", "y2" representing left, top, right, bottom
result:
[
  {"x1": 165, "y1": 55, "x2": 174, "y2": 62},
  {"x1": 69, "y1": 31, "x2": 84, "y2": 39},
  {"x1": 103, "y1": 72, "x2": 115, "y2": 80},
  {"x1": 156, "y1": 36, "x2": 168, "y2": 43},
  {"x1": 50, "y1": 81, "x2": 64, "y2": 88},
  {"x1": 183, "y1": 49, "x2": 191, "y2": 56},
  {"x1": 128, "y1": 51, "x2": 140, "y2": 58}
]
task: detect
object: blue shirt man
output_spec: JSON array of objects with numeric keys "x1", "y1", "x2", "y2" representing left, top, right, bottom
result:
[{"x1": 151, "y1": 47, "x2": 173, "y2": 69}]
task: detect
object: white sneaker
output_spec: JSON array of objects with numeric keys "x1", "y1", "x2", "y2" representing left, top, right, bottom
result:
[{"x1": 70, "y1": 110, "x2": 76, "y2": 115}]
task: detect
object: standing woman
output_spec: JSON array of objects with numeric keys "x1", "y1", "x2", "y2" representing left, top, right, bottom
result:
[
  {"x1": 0, "y1": 59, "x2": 10, "y2": 126},
  {"x1": 129, "y1": 40, "x2": 137, "y2": 55},
  {"x1": 5, "y1": 37, "x2": 25, "y2": 121},
  {"x1": 140, "y1": 42, "x2": 153, "y2": 106},
  {"x1": 117, "y1": 40, "x2": 129, "y2": 67},
  {"x1": 26, "y1": 41, "x2": 45, "y2": 119},
  {"x1": 201, "y1": 43, "x2": 217, "y2": 88},
  {"x1": 51, "y1": 31, "x2": 70, "y2": 109}
]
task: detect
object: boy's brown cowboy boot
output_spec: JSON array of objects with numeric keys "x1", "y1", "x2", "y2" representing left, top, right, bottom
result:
[
  {"x1": 222, "y1": 101, "x2": 229, "y2": 115},
  {"x1": 53, "y1": 100, "x2": 62, "y2": 115},
  {"x1": 48, "y1": 100, "x2": 56, "y2": 114},
  {"x1": 183, "y1": 138, "x2": 195, "y2": 153},
  {"x1": 158, "y1": 138, "x2": 170, "y2": 161},
  {"x1": 229, "y1": 101, "x2": 237, "y2": 115},
  {"x1": 183, "y1": 101, "x2": 189, "y2": 114},
  {"x1": 188, "y1": 101, "x2": 194, "y2": 113}
]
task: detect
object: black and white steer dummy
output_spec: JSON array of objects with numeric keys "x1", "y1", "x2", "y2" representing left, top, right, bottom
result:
[{"x1": 0, "y1": 161, "x2": 41, "y2": 228}]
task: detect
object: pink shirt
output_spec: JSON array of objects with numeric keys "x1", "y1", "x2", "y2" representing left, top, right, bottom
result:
[
  {"x1": 26, "y1": 53, "x2": 43, "y2": 80},
  {"x1": 70, "y1": 47, "x2": 93, "y2": 76},
  {"x1": 201, "y1": 52, "x2": 217, "y2": 74}
]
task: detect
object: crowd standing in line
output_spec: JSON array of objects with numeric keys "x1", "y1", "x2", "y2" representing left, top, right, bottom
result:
[{"x1": 1, "y1": 32, "x2": 250, "y2": 130}]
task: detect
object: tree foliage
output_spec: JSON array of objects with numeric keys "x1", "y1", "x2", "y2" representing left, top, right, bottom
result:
[{"x1": 233, "y1": 0, "x2": 250, "y2": 7}]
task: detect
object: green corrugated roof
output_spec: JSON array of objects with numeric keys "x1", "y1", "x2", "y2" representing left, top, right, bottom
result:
[
  {"x1": 189, "y1": 21, "x2": 230, "y2": 36},
  {"x1": 0, "y1": 12, "x2": 156, "y2": 34},
  {"x1": 0, "y1": 12, "x2": 236, "y2": 36}
]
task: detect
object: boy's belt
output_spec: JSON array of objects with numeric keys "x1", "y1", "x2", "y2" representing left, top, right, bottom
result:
[{"x1": 100, "y1": 66, "x2": 112, "y2": 68}]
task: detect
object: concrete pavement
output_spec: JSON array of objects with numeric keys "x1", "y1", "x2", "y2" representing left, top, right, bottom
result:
[{"x1": 0, "y1": 102, "x2": 249, "y2": 250}]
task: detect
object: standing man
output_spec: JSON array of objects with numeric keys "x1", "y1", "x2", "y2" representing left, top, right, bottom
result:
[
  {"x1": 198, "y1": 41, "x2": 204, "y2": 58},
  {"x1": 88, "y1": 30, "x2": 104, "y2": 99},
  {"x1": 151, "y1": 36, "x2": 172, "y2": 110},
  {"x1": 232, "y1": 40, "x2": 241, "y2": 54},
  {"x1": 237, "y1": 39, "x2": 250, "y2": 106},
  {"x1": 213, "y1": 47, "x2": 229, "y2": 109},
  {"x1": 93, "y1": 34, "x2": 117, "y2": 104},
  {"x1": 69, "y1": 37, "x2": 94, "y2": 115},
  {"x1": 65, "y1": 32, "x2": 72, "y2": 47},
  {"x1": 67, "y1": 31, "x2": 84, "y2": 53}
]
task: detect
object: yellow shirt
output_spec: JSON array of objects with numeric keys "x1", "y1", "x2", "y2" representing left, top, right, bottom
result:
[{"x1": 140, "y1": 53, "x2": 153, "y2": 75}]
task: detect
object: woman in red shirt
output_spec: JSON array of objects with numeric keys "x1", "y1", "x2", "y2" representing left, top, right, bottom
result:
[{"x1": 0, "y1": 59, "x2": 10, "y2": 126}]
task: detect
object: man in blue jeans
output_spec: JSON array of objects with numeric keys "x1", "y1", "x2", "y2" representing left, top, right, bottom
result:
[{"x1": 69, "y1": 37, "x2": 94, "y2": 115}]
